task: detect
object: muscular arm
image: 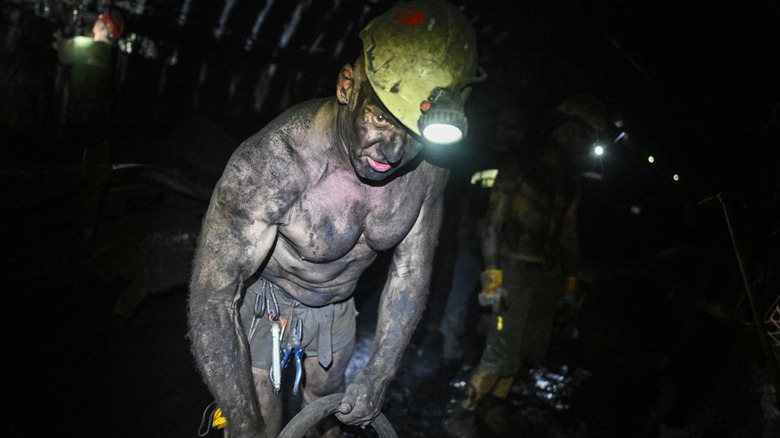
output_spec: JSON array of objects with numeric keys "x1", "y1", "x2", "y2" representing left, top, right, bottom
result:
[
  {"x1": 187, "y1": 142, "x2": 297, "y2": 437},
  {"x1": 559, "y1": 182, "x2": 581, "y2": 277},
  {"x1": 337, "y1": 170, "x2": 447, "y2": 425},
  {"x1": 481, "y1": 174, "x2": 511, "y2": 270}
]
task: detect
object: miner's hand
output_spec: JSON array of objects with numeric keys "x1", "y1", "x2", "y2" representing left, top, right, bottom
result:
[
  {"x1": 479, "y1": 269, "x2": 503, "y2": 296},
  {"x1": 335, "y1": 370, "x2": 385, "y2": 426}
]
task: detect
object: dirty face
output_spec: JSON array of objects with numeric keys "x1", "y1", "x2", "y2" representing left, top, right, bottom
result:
[
  {"x1": 552, "y1": 118, "x2": 600, "y2": 171},
  {"x1": 341, "y1": 70, "x2": 423, "y2": 181},
  {"x1": 93, "y1": 19, "x2": 109, "y2": 41},
  {"x1": 494, "y1": 107, "x2": 527, "y2": 153}
]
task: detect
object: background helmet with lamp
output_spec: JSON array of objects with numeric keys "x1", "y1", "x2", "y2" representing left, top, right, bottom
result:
[
  {"x1": 359, "y1": 0, "x2": 486, "y2": 145},
  {"x1": 98, "y1": 10, "x2": 125, "y2": 41},
  {"x1": 554, "y1": 94, "x2": 608, "y2": 158}
]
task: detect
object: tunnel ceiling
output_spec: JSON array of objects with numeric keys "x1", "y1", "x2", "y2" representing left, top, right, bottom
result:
[{"x1": 52, "y1": 0, "x2": 780, "y2": 194}]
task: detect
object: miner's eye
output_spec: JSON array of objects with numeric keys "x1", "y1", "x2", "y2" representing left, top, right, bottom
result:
[{"x1": 372, "y1": 111, "x2": 391, "y2": 128}]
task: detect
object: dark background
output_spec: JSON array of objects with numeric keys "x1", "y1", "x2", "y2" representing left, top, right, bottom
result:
[{"x1": 1, "y1": 1, "x2": 779, "y2": 437}]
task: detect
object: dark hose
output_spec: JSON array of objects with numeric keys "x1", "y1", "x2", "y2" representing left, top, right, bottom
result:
[{"x1": 277, "y1": 393, "x2": 397, "y2": 438}]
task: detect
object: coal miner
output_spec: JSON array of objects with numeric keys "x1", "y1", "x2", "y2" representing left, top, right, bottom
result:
[
  {"x1": 444, "y1": 95, "x2": 607, "y2": 437},
  {"x1": 187, "y1": 1, "x2": 484, "y2": 437},
  {"x1": 55, "y1": 10, "x2": 124, "y2": 126}
]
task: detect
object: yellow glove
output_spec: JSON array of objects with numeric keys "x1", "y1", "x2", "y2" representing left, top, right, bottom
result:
[
  {"x1": 565, "y1": 275, "x2": 578, "y2": 299},
  {"x1": 480, "y1": 269, "x2": 503, "y2": 296},
  {"x1": 479, "y1": 269, "x2": 505, "y2": 311},
  {"x1": 557, "y1": 275, "x2": 579, "y2": 323},
  {"x1": 212, "y1": 408, "x2": 227, "y2": 430}
]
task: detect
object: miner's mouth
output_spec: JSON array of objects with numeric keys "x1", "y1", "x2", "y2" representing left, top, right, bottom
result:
[{"x1": 366, "y1": 156, "x2": 391, "y2": 172}]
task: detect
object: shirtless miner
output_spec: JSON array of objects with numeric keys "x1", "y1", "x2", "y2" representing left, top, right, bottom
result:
[{"x1": 187, "y1": 1, "x2": 485, "y2": 437}]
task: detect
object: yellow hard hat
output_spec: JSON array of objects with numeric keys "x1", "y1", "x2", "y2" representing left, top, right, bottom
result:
[{"x1": 360, "y1": 0, "x2": 480, "y2": 139}]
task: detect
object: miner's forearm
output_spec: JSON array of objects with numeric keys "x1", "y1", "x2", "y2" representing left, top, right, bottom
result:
[
  {"x1": 560, "y1": 232, "x2": 579, "y2": 276},
  {"x1": 482, "y1": 227, "x2": 499, "y2": 269},
  {"x1": 482, "y1": 184, "x2": 507, "y2": 270},
  {"x1": 366, "y1": 272, "x2": 429, "y2": 382},
  {"x1": 560, "y1": 200, "x2": 580, "y2": 277},
  {"x1": 188, "y1": 284, "x2": 263, "y2": 436}
]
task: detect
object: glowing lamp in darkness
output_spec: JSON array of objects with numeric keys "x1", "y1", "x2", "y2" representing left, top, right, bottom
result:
[
  {"x1": 648, "y1": 156, "x2": 654, "y2": 163},
  {"x1": 470, "y1": 169, "x2": 498, "y2": 188},
  {"x1": 75, "y1": 37, "x2": 92, "y2": 48},
  {"x1": 422, "y1": 122, "x2": 463, "y2": 144},
  {"x1": 418, "y1": 89, "x2": 468, "y2": 144},
  {"x1": 418, "y1": 67, "x2": 488, "y2": 144},
  {"x1": 673, "y1": 174, "x2": 680, "y2": 181},
  {"x1": 593, "y1": 145, "x2": 604, "y2": 156}
]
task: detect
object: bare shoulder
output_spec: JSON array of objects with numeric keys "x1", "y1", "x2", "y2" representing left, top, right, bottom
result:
[
  {"x1": 231, "y1": 99, "x2": 329, "y2": 166},
  {"x1": 215, "y1": 99, "x2": 331, "y2": 215}
]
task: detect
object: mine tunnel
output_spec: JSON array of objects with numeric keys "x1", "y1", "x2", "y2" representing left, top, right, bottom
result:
[{"x1": 1, "y1": 1, "x2": 779, "y2": 437}]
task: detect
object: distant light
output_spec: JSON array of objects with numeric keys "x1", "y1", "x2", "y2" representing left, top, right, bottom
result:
[
  {"x1": 470, "y1": 169, "x2": 498, "y2": 188},
  {"x1": 74, "y1": 35, "x2": 93, "y2": 48},
  {"x1": 630, "y1": 205, "x2": 641, "y2": 215},
  {"x1": 648, "y1": 156, "x2": 654, "y2": 163},
  {"x1": 673, "y1": 174, "x2": 680, "y2": 181},
  {"x1": 614, "y1": 132, "x2": 626, "y2": 143},
  {"x1": 593, "y1": 145, "x2": 604, "y2": 156}
]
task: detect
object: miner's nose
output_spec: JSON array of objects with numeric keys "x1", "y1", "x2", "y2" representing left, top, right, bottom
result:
[{"x1": 379, "y1": 136, "x2": 405, "y2": 164}]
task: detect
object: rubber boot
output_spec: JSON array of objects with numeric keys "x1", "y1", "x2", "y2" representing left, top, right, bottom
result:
[
  {"x1": 444, "y1": 364, "x2": 500, "y2": 438},
  {"x1": 461, "y1": 364, "x2": 500, "y2": 411},
  {"x1": 482, "y1": 376, "x2": 516, "y2": 437},
  {"x1": 491, "y1": 376, "x2": 515, "y2": 399}
]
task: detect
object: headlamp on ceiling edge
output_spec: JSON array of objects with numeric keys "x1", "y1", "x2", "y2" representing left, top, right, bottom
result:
[{"x1": 418, "y1": 66, "x2": 488, "y2": 144}]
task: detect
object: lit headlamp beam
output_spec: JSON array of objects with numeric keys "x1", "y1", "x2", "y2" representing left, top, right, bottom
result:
[{"x1": 419, "y1": 66, "x2": 488, "y2": 144}]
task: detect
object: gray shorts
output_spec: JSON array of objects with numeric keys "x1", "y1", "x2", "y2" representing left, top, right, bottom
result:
[{"x1": 239, "y1": 277, "x2": 358, "y2": 370}]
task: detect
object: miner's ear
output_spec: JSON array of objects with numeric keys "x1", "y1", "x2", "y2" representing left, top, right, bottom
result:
[{"x1": 336, "y1": 64, "x2": 354, "y2": 104}]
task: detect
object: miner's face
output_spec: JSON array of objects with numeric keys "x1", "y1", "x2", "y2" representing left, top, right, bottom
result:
[
  {"x1": 554, "y1": 119, "x2": 600, "y2": 171},
  {"x1": 494, "y1": 108, "x2": 527, "y2": 153},
  {"x1": 337, "y1": 58, "x2": 423, "y2": 181},
  {"x1": 93, "y1": 19, "x2": 110, "y2": 42}
]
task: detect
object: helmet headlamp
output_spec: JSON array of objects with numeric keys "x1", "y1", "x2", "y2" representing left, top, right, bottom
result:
[
  {"x1": 418, "y1": 67, "x2": 488, "y2": 144},
  {"x1": 359, "y1": 0, "x2": 485, "y2": 144}
]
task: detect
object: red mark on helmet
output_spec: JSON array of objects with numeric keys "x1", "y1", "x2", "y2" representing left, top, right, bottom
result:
[
  {"x1": 394, "y1": 7, "x2": 424, "y2": 27},
  {"x1": 420, "y1": 101, "x2": 431, "y2": 113}
]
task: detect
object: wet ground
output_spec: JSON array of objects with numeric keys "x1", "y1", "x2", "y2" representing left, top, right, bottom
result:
[{"x1": 2, "y1": 115, "x2": 778, "y2": 438}]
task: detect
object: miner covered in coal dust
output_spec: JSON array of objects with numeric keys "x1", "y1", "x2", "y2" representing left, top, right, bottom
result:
[
  {"x1": 444, "y1": 95, "x2": 608, "y2": 437},
  {"x1": 187, "y1": 1, "x2": 485, "y2": 437}
]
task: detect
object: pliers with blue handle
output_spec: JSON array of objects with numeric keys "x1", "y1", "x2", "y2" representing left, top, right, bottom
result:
[
  {"x1": 292, "y1": 319, "x2": 304, "y2": 395},
  {"x1": 280, "y1": 342, "x2": 292, "y2": 371}
]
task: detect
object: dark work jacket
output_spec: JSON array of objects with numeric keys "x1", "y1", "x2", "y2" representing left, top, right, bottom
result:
[{"x1": 58, "y1": 36, "x2": 114, "y2": 104}]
